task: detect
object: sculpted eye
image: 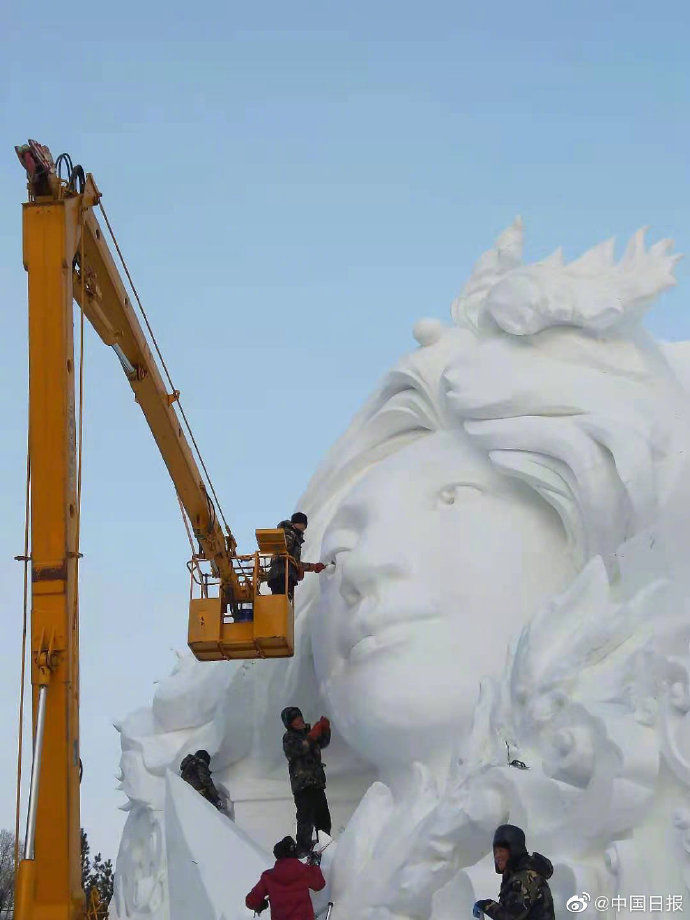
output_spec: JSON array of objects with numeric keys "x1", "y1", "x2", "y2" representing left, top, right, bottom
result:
[{"x1": 437, "y1": 483, "x2": 483, "y2": 506}]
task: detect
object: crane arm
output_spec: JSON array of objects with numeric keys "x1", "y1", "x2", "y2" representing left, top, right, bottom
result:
[
  {"x1": 13, "y1": 140, "x2": 283, "y2": 920},
  {"x1": 72, "y1": 174, "x2": 245, "y2": 600}
]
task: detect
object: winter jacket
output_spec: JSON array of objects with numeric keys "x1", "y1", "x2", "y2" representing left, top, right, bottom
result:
[
  {"x1": 283, "y1": 724, "x2": 331, "y2": 794},
  {"x1": 179, "y1": 754, "x2": 220, "y2": 804},
  {"x1": 483, "y1": 852, "x2": 555, "y2": 920},
  {"x1": 268, "y1": 521, "x2": 305, "y2": 584},
  {"x1": 246, "y1": 857, "x2": 325, "y2": 920}
]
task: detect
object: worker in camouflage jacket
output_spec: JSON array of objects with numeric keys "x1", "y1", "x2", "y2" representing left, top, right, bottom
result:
[
  {"x1": 267, "y1": 513, "x2": 325, "y2": 599},
  {"x1": 281, "y1": 707, "x2": 332, "y2": 855},
  {"x1": 179, "y1": 749, "x2": 223, "y2": 811},
  {"x1": 473, "y1": 824, "x2": 555, "y2": 920}
]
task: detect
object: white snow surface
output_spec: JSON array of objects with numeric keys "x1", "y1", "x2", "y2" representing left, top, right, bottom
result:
[
  {"x1": 165, "y1": 772, "x2": 268, "y2": 920},
  {"x1": 113, "y1": 221, "x2": 690, "y2": 920}
]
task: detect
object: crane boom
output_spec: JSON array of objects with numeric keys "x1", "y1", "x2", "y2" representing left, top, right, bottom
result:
[
  {"x1": 73, "y1": 181, "x2": 244, "y2": 598},
  {"x1": 15, "y1": 174, "x2": 83, "y2": 920},
  {"x1": 12, "y1": 141, "x2": 253, "y2": 920}
]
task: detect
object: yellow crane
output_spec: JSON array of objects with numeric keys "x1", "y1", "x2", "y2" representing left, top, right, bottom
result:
[{"x1": 13, "y1": 140, "x2": 295, "y2": 920}]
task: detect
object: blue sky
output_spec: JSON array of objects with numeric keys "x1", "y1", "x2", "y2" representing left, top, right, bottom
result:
[{"x1": 1, "y1": 0, "x2": 689, "y2": 862}]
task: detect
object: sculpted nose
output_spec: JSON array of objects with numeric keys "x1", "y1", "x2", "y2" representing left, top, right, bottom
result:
[
  {"x1": 337, "y1": 545, "x2": 405, "y2": 608},
  {"x1": 322, "y1": 503, "x2": 406, "y2": 608}
]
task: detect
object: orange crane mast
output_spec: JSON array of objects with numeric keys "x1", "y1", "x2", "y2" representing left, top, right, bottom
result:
[{"x1": 14, "y1": 141, "x2": 294, "y2": 920}]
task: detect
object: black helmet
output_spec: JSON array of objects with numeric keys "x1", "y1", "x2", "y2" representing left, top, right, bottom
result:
[
  {"x1": 492, "y1": 824, "x2": 527, "y2": 871},
  {"x1": 281, "y1": 706, "x2": 303, "y2": 728},
  {"x1": 195, "y1": 749, "x2": 211, "y2": 765},
  {"x1": 290, "y1": 512, "x2": 308, "y2": 527},
  {"x1": 273, "y1": 836, "x2": 297, "y2": 860}
]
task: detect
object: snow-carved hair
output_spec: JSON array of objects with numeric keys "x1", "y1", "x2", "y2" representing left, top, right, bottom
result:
[{"x1": 297, "y1": 220, "x2": 688, "y2": 577}]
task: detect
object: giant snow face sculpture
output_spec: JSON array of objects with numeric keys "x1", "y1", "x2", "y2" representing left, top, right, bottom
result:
[
  {"x1": 114, "y1": 219, "x2": 690, "y2": 920},
  {"x1": 313, "y1": 430, "x2": 574, "y2": 766},
  {"x1": 294, "y1": 221, "x2": 689, "y2": 790}
]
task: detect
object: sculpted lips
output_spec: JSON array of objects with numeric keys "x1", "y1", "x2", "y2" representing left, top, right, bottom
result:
[
  {"x1": 347, "y1": 617, "x2": 443, "y2": 664},
  {"x1": 338, "y1": 599, "x2": 442, "y2": 662}
]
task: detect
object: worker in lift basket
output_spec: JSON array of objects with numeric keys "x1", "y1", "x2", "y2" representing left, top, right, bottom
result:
[
  {"x1": 281, "y1": 707, "x2": 332, "y2": 856},
  {"x1": 267, "y1": 512, "x2": 326, "y2": 599},
  {"x1": 179, "y1": 749, "x2": 224, "y2": 812},
  {"x1": 473, "y1": 824, "x2": 555, "y2": 920},
  {"x1": 245, "y1": 836, "x2": 325, "y2": 920}
]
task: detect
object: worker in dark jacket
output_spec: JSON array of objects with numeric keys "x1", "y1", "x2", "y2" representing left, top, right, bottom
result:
[
  {"x1": 281, "y1": 707, "x2": 332, "y2": 855},
  {"x1": 473, "y1": 824, "x2": 555, "y2": 920},
  {"x1": 267, "y1": 513, "x2": 326, "y2": 599},
  {"x1": 179, "y1": 749, "x2": 223, "y2": 810},
  {"x1": 246, "y1": 835, "x2": 325, "y2": 920}
]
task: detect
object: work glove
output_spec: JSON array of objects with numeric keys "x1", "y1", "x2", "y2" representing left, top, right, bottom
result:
[
  {"x1": 255, "y1": 897, "x2": 269, "y2": 915},
  {"x1": 313, "y1": 562, "x2": 326, "y2": 573},
  {"x1": 306, "y1": 849, "x2": 322, "y2": 866},
  {"x1": 319, "y1": 716, "x2": 331, "y2": 731},
  {"x1": 307, "y1": 722, "x2": 323, "y2": 742},
  {"x1": 473, "y1": 900, "x2": 494, "y2": 918}
]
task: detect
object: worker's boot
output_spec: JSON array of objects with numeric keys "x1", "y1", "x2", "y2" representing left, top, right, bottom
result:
[{"x1": 297, "y1": 830, "x2": 320, "y2": 861}]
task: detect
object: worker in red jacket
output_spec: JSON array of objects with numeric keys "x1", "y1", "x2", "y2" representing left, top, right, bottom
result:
[{"x1": 246, "y1": 836, "x2": 326, "y2": 920}]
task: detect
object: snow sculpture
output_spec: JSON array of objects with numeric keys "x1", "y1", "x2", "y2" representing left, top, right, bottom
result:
[
  {"x1": 113, "y1": 220, "x2": 690, "y2": 920},
  {"x1": 165, "y1": 772, "x2": 269, "y2": 920}
]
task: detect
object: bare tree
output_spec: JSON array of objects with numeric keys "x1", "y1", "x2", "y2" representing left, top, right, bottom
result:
[
  {"x1": 0, "y1": 829, "x2": 17, "y2": 916},
  {"x1": 0, "y1": 828, "x2": 113, "y2": 919}
]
